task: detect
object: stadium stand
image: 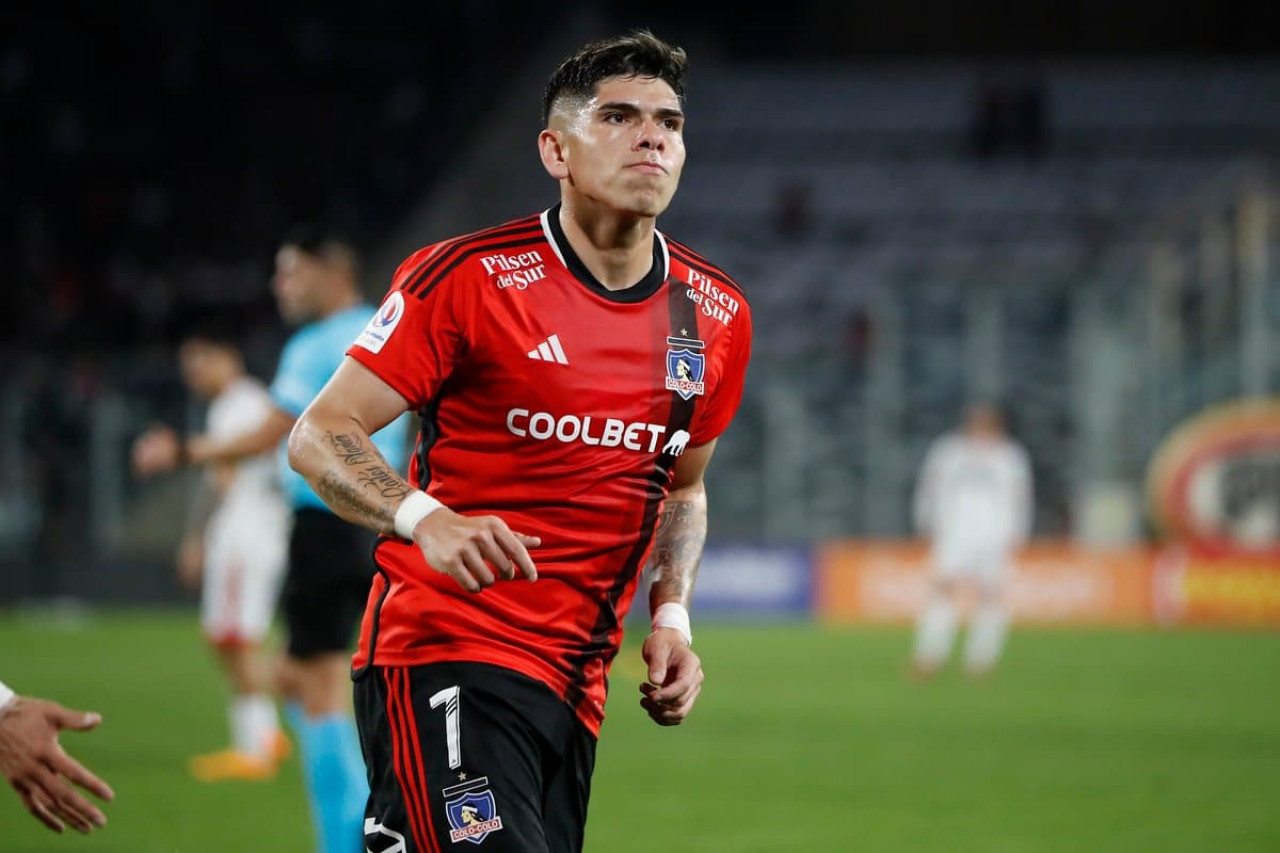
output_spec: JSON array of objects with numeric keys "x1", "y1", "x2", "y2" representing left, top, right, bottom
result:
[
  {"x1": 2, "y1": 9, "x2": 1277, "y2": 596},
  {"x1": 657, "y1": 60, "x2": 1280, "y2": 541}
]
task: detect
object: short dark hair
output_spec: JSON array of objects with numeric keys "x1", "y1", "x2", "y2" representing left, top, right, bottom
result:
[
  {"x1": 541, "y1": 29, "x2": 688, "y2": 126},
  {"x1": 178, "y1": 310, "x2": 244, "y2": 350},
  {"x1": 279, "y1": 221, "x2": 360, "y2": 278}
]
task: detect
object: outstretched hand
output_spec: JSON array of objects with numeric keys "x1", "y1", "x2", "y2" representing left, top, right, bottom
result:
[
  {"x1": 411, "y1": 507, "x2": 540, "y2": 593},
  {"x1": 0, "y1": 696, "x2": 114, "y2": 834},
  {"x1": 131, "y1": 424, "x2": 181, "y2": 478},
  {"x1": 639, "y1": 628, "x2": 703, "y2": 726}
]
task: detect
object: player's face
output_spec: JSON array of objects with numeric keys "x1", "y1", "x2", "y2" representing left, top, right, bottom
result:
[
  {"x1": 965, "y1": 407, "x2": 1003, "y2": 440},
  {"x1": 550, "y1": 75, "x2": 685, "y2": 218},
  {"x1": 272, "y1": 245, "x2": 325, "y2": 325},
  {"x1": 178, "y1": 340, "x2": 230, "y2": 399}
]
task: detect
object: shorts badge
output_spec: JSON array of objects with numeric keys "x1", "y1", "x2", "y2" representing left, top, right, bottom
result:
[{"x1": 443, "y1": 777, "x2": 504, "y2": 845}]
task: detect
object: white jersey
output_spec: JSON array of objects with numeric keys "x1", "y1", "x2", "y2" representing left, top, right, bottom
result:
[
  {"x1": 913, "y1": 432, "x2": 1033, "y2": 559},
  {"x1": 206, "y1": 376, "x2": 286, "y2": 525},
  {"x1": 200, "y1": 376, "x2": 290, "y2": 644}
]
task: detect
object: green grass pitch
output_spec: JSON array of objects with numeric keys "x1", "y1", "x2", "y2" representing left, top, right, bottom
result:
[{"x1": 1, "y1": 610, "x2": 1277, "y2": 851}]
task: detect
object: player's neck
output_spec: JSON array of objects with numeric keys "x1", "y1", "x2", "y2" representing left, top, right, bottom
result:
[
  {"x1": 319, "y1": 287, "x2": 361, "y2": 318},
  {"x1": 556, "y1": 201, "x2": 656, "y2": 291},
  {"x1": 208, "y1": 371, "x2": 243, "y2": 397}
]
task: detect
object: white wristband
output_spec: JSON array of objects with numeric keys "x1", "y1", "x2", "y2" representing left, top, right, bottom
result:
[
  {"x1": 0, "y1": 680, "x2": 15, "y2": 713},
  {"x1": 651, "y1": 602, "x2": 693, "y2": 646},
  {"x1": 394, "y1": 490, "x2": 444, "y2": 540}
]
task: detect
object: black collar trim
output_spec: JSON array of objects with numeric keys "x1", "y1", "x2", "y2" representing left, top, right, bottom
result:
[{"x1": 540, "y1": 204, "x2": 669, "y2": 304}]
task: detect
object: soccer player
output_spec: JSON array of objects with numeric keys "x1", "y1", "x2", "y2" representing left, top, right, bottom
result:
[
  {"x1": 133, "y1": 233, "x2": 413, "y2": 853},
  {"x1": 910, "y1": 401, "x2": 1034, "y2": 680},
  {"x1": 132, "y1": 317, "x2": 291, "y2": 780},
  {"x1": 0, "y1": 679, "x2": 113, "y2": 834},
  {"x1": 286, "y1": 29, "x2": 752, "y2": 852}
]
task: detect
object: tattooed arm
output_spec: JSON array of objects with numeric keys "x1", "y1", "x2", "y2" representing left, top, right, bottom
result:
[
  {"x1": 287, "y1": 357, "x2": 539, "y2": 591},
  {"x1": 285, "y1": 358, "x2": 420, "y2": 533},
  {"x1": 639, "y1": 438, "x2": 717, "y2": 727},
  {"x1": 647, "y1": 443, "x2": 714, "y2": 613}
]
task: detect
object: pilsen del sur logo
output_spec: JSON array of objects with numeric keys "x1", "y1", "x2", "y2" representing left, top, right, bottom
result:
[{"x1": 1147, "y1": 400, "x2": 1280, "y2": 559}]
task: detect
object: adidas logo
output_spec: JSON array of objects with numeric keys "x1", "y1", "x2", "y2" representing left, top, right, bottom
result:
[{"x1": 527, "y1": 334, "x2": 569, "y2": 365}]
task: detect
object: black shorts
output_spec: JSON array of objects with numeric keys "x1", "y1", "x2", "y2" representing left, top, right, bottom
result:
[
  {"x1": 355, "y1": 661, "x2": 597, "y2": 853},
  {"x1": 281, "y1": 508, "x2": 379, "y2": 658}
]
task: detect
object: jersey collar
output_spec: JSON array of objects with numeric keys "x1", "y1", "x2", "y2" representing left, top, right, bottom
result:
[{"x1": 540, "y1": 204, "x2": 670, "y2": 303}]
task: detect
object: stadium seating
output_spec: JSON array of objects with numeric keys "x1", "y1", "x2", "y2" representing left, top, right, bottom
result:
[
  {"x1": 661, "y1": 61, "x2": 1280, "y2": 541},
  {"x1": 3, "y1": 25, "x2": 1277, "y2": 590}
]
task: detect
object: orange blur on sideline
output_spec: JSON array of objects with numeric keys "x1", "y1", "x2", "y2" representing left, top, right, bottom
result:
[{"x1": 814, "y1": 540, "x2": 1280, "y2": 628}]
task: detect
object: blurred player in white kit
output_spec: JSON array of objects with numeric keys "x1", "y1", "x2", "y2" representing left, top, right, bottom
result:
[
  {"x1": 132, "y1": 317, "x2": 292, "y2": 779},
  {"x1": 910, "y1": 401, "x2": 1033, "y2": 679}
]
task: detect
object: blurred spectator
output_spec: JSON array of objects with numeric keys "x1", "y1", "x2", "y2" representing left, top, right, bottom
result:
[
  {"x1": 971, "y1": 76, "x2": 1047, "y2": 162},
  {"x1": 840, "y1": 305, "x2": 875, "y2": 375},
  {"x1": 772, "y1": 180, "x2": 815, "y2": 241}
]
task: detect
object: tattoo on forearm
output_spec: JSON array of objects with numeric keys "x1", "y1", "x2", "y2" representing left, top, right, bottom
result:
[
  {"x1": 357, "y1": 465, "x2": 411, "y2": 499},
  {"x1": 316, "y1": 432, "x2": 413, "y2": 532},
  {"x1": 649, "y1": 496, "x2": 707, "y2": 609},
  {"x1": 332, "y1": 432, "x2": 376, "y2": 465},
  {"x1": 315, "y1": 471, "x2": 388, "y2": 528}
]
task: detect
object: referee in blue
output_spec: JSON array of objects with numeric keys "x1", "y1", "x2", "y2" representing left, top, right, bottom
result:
[{"x1": 177, "y1": 226, "x2": 411, "y2": 852}]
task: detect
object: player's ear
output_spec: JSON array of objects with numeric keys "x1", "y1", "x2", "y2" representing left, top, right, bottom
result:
[{"x1": 539, "y1": 129, "x2": 569, "y2": 180}]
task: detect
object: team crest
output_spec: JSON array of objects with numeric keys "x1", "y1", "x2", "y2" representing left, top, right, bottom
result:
[
  {"x1": 665, "y1": 349, "x2": 706, "y2": 400},
  {"x1": 443, "y1": 777, "x2": 504, "y2": 845}
]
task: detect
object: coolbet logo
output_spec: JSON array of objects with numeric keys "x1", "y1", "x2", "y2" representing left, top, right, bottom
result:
[
  {"x1": 1148, "y1": 400, "x2": 1280, "y2": 558},
  {"x1": 662, "y1": 429, "x2": 691, "y2": 457},
  {"x1": 507, "y1": 408, "x2": 668, "y2": 453},
  {"x1": 481, "y1": 250, "x2": 546, "y2": 290},
  {"x1": 354, "y1": 291, "x2": 405, "y2": 354},
  {"x1": 684, "y1": 268, "x2": 739, "y2": 326},
  {"x1": 442, "y1": 777, "x2": 503, "y2": 845}
]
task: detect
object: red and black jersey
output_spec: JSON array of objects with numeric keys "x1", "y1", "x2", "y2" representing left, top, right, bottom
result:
[{"x1": 347, "y1": 205, "x2": 752, "y2": 735}]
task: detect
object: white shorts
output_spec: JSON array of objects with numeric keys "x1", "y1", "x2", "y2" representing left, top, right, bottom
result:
[
  {"x1": 201, "y1": 505, "x2": 290, "y2": 645},
  {"x1": 931, "y1": 537, "x2": 1013, "y2": 587}
]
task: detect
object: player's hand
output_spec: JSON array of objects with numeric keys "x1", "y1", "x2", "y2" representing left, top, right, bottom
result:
[
  {"x1": 0, "y1": 697, "x2": 114, "y2": 834},
  {"x1": 175, "y1": 536, "x2": 204, "y2": 590},
  {"x1": 131, "y1": 425, "x2": 180, "y2": 477},
  {"x1": 411, "y1": 508, "x2": 540, "y2": 593},
  {"x1": 639, "y1": 629, "x2": 703, "y2": 726}
]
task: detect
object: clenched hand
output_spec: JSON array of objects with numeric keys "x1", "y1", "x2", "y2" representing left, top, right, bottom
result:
[
  {"x1": 412, "y1": 507, "x2": 540, "y2": 593},
  {"x1": 639, "y1": 628, "x2": 704, "y2": 726}
]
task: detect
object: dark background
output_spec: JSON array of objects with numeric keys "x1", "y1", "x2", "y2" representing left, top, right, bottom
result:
[{"x1": 1, "y1": 0, "x2": 1276, "y2": 601}]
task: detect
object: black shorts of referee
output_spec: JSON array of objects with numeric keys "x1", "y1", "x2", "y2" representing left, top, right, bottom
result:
[{"x1": 281, "y1": 507, "x2": 379, "y2": 659}]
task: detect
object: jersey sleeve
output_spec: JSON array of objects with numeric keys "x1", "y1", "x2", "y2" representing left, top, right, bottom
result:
[
  {"x1": 690, "y1": 300, "x2": 753, "y2": 445},
  {"x1": 346, "y1": 249, "x2": 470, "y2": 410}
]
